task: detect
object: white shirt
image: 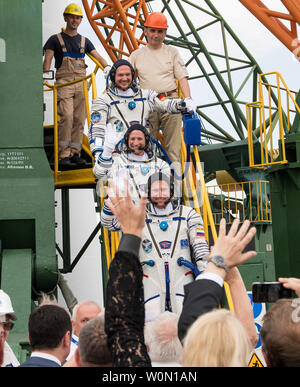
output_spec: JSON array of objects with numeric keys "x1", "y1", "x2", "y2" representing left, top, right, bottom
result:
[
  {"x1": 66, "y1": 333, "x2": 78, "y2": 361},
  {"x1": 1, "y1": 341, "x2": 20, "y2": 367},
  {"x1": 196, "y1": 272, "x2": 224, "y2": 288}
]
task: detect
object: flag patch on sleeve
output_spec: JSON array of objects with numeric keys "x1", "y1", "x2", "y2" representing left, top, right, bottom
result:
[
  {"x1": 196, "y1": 228, "x2": 205, "y2": 237},
  {"x1": 157, "y1": 94, "x2": 166, "y2": 101}
]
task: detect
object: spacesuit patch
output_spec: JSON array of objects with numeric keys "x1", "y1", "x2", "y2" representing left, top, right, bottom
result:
[
  {"x1": 158, "y1": 94, "x2": 166, "y2": 101},
  {"x1": 141, "y1": 166, "x2": 149, "y2": 175},
  {"x1": 129, "y1": 120, "x2": 139, "y2": 126},
  {"x1": 196, "y1": 227, "x2": 205, "y2": 237},
  {"x1": 114, "y1": 120, "x2": 124, "y2": 132},
  {"x1": 159, "y1": 241, "x2": 172, "y2": 249},
  {"x1": 180, "y1": 239, "x2": 189, "y2": 249},
  {"x1": 142, "y1": 239, "x2": 152, "y2": 253},
  {"x1": 139, "y1": 184, "x2": 146, "y2": 193},
  {"x1": 91, "y1": 111, "x2": 101, "y2": 123}
]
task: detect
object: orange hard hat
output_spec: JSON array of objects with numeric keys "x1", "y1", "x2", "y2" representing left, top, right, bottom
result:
[{"x1": 144, "y1": 12, "x2": 168, "y2": 29}]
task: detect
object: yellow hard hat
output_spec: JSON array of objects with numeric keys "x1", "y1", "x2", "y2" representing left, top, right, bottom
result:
[{"x1": 63, "y1": 3, "x2": 83, "y2": 17}]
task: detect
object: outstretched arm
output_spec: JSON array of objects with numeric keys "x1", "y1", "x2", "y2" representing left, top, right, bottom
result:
[
  {"x1": 104, "y1": 180, "x2": 151, "y2": 366},
  {"x1": 178, "y1": 218, "x2": 257, "y2": 342},
  {"x1": 225, "y1": 267, "x2": 258, "y2": 348}
]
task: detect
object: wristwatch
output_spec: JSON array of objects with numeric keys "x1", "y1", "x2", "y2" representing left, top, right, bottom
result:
[{"x1": 208, "y1": 255, "x2": 229, "y2": 273}]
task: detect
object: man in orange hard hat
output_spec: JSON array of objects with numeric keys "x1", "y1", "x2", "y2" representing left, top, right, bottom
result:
[
  {"x1": 43, "y1": 3, "x2": 110, "y2": 168},
  {"x1": 129, "y1": 12, "x2": 195, "y2": 166}
]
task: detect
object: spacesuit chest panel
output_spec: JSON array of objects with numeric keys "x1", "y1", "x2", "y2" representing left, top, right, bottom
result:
[
  {"x1": 141, "y1": 207, "x2": 195, "y2": 315},
  {"x1": 107, "y1": 92, "x2": 149, "y2": 131},
  {"x1": 141, "y1": 207, "x2": 192, "y2": 263},
  {"x1": 118, "y1": 155, "x2": 163, "y2": 200}
]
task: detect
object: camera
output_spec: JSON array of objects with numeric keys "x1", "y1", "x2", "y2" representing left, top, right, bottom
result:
[{"x1": 252, "y1": 281, "x2": 293, "y2": 303}]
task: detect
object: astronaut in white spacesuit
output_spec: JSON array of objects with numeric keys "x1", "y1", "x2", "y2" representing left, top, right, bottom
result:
[
  {"x1": 101, "y1": 171, "x2": 209, "y2": 315},
  {"x1": 98, "y1": 123, "x2": 171, "y2": 227},
  {"x1": 88, "y1": 59, "x2": 193, "y2": 162}
]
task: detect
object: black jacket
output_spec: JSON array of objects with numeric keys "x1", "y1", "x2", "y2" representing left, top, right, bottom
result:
[
  {"x1": 19, "y1": 356, "x2": 60, "y2": 367},
  {"x1": 178, "y1": 277, "x2": 224, "y2": 342}
]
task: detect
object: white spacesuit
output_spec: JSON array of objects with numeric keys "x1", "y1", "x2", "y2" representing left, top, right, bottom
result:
[
  {"x1": 101, "y1": 171, "x2": 209, "y2": 315},
  {"x1": 88, "y1": 59, "x2": 191, "y2": 157}
]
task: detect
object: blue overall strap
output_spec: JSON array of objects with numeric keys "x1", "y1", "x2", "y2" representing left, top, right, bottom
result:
[{"x1": 56, "y1": 33, "x2": 85, "y2": 59}]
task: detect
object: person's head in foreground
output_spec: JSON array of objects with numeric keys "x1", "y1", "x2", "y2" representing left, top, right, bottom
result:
[
  {"x1": 75, "y1": 315, "x2": 112, "y2": 367},
  {"x1": 183, "y1": 309, "x2": 251, "y2": 367},
  {"x1": 260, "y1": 298, "x2": 300, "y2": 367}
]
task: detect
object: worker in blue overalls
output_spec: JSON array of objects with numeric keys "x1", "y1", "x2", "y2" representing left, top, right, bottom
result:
[{"x1": 43, "y1": 3, "x2": 110, "y2": 167}]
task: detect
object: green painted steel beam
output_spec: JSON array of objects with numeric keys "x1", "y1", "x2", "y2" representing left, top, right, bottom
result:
[
  {"x1": 0, "y1": 0, "x2": 43, "y2": 148},
  {"x1": 0, "y1": 0, "x2": 57, "y2": 302},
  {"x1": 0, "y1": 149, "x2": 58, "y2": 292},
  {"x1": 268, "y1": 162, "x2": 300, "y2": 279}
]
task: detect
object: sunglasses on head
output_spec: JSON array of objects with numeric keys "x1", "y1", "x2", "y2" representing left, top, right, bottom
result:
[{"x1": 0, "y1": 322, "x2": 14, "y2": 331}]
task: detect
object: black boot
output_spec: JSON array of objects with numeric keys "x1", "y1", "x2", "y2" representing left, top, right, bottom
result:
[
  {"x1": 70, "y1": 153, "x2": 87, "y2": 165},
  {"x1": 58, "y1": 157, "x2": 75, "y2": 166}
]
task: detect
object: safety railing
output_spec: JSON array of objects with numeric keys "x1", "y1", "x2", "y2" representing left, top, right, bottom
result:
[
  {"x1": 207, "y1": 180, "x2": 272, "y2": 225},
  {"x1": 247, "y1": 72, "x2": 300, "y2": 168},
  {"x1": 181, "y1": 141, "x2": 235, "y2": 312}
]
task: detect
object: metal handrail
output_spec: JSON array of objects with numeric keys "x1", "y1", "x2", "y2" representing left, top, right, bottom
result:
[
  {"x1": 247, "y1": 71, "x2": 300, "y2": 168},
  {"x1": 207, "y1": 180, "x2": 271, "y2": 224},
  {"x1": 44, "y1": 72, "x2": 97, "y2": 180}
]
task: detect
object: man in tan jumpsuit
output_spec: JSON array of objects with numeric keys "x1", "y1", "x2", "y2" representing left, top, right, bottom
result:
[
  {"x1": 129, "y1": 12, "x2": 195, "y2": 165},
  {"x1": 43, "y1": 3, "x2": 110, "y2": 167}
]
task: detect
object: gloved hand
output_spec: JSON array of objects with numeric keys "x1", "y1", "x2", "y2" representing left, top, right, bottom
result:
[
  {"x1": 103, "y1": 65, "x2": 111, "y2": 80},
  {"x1": 184, "y1": 97, "x2": 196, "y2": 113},
  {"x1": 177, "y1": 99, "x2": 187, "y2": 113},
  {"x1": 177, "y1": 97, "x2": 196, "y2": 114},
  {"x1": 102, "y1": 123, "x2": 123, "y2": 158}
]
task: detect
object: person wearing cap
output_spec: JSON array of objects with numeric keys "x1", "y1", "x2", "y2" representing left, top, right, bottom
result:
[
  {"x1": 88, "y1": 59, "x2": 192, "y2": 166},
  {"x1": 129, "y1": 12, "x2": 195, "y2": 165},
  {"x1": 43, "y1": 3, "x2": 110, "y2": 168},
  {"x1": 96, "y1": 123, "x2": 171, "y2": 221},
  {"x1": 0, "y1": 290, "x2": 19, "y2": 367},
  {"x1": 101, "y1": 172, "x2": 209, "y2": 316}
]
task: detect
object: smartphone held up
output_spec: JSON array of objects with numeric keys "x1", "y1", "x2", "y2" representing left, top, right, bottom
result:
[{"x1": 252, "y1": 281, "x2": 293, "y2": 303}]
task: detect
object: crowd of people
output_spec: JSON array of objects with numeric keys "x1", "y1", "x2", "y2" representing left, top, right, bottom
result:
[
  {"x1": 2, "y1": 3, "x2": 300, "y2": 368},
  {"x1": 2, "y1": 182, "x2": 300, "y2": 367}
]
